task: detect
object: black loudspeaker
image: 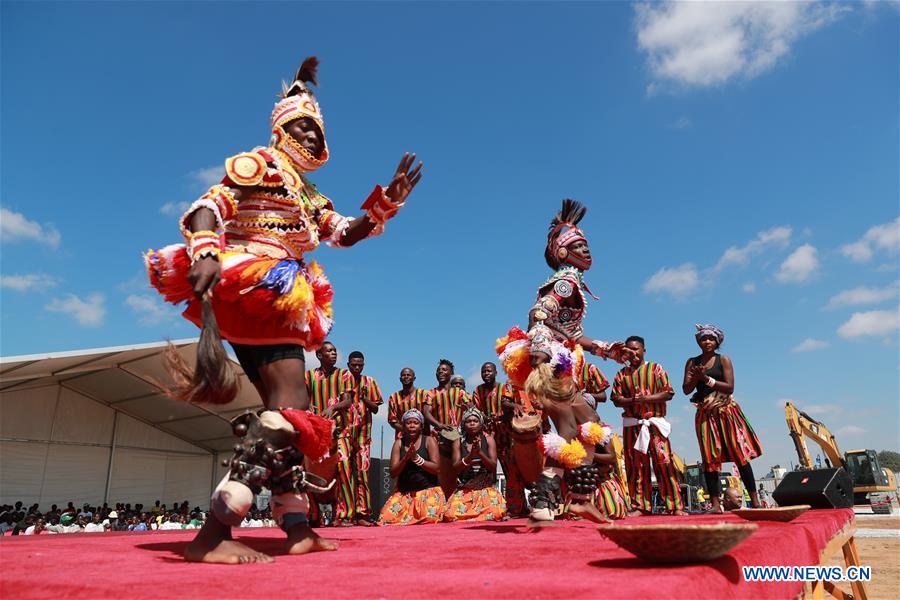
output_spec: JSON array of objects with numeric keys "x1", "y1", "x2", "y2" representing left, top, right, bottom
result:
[{"x1": 773, "y1": 468, "x2": 854, "y2": 509}]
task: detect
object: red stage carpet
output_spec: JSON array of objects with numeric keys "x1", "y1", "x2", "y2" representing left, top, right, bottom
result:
[{"x1": 1, "y1": 510, "x2": 853, "y2": 599}]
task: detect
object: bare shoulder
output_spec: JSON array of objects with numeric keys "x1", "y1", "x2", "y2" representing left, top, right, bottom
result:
[{"x1": 719, "y1": 354, "x2": 734, "y2": 368}]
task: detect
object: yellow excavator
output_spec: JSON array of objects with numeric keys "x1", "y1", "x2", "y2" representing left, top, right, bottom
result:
[{"x1": 784, "y1": 401, "x2": 897, "y2": 512}]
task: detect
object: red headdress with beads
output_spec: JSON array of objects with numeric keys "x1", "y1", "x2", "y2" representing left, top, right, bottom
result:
[
  {"x1": 270, "y1": 57, "x2": 329, "y2": 173},
  {"x1": 545, "y1": 199, "x2": 592, "y2": 271}
]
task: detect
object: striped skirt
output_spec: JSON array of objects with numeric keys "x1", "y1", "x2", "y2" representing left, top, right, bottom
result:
[
  {"x1": 695, "y1": 392, "x2": 762, "y2": 472},
  {"x1": 378, "y1": 486, "x2": 446, "y2": 526},
  {"x1": 563, "y1": 476, "x2": 628, "y2": 520}
]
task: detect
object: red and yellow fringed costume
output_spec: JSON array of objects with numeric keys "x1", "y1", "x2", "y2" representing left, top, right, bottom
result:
[{"x1": 144, "y1": 59, "x2": 397, "y2": 350}]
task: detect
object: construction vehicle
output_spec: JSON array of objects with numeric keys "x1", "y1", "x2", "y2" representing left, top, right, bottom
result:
[{"x1": 784, "y1": 401, "x2": 897, "y2": 512}]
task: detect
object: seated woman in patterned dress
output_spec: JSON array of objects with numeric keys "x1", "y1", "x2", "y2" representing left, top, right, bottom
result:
[
  {"x1": 378, "y1": 409, "x2": 446, "y2": 525},
  {"x1": 444, "y1": 407, "x2": 507, "y2": 522}
]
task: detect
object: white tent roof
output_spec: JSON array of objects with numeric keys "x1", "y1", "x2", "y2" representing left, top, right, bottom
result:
[{"x1": 0, "y1": 340, "x2": 260, "y2": 453}]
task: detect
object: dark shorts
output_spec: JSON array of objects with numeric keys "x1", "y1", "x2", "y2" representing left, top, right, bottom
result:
[{"x1": 229, "y1": 343, "x2": 305, "y2": 383}]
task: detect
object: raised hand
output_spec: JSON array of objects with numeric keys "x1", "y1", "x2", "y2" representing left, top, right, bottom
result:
[{"x1": 385, "y1": 152, "x2": 423, "y2": 205}]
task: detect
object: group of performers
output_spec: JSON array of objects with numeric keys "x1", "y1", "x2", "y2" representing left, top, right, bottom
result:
[{"x1": 145, "y1": 56, "x2": 763, "y2": 563}]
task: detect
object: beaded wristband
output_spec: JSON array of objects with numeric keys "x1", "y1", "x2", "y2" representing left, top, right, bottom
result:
[
  {"x1": 360, "y1": 185, "x2": 403, "y2": 224},
  {"x1": 188, "y1": 230, "x2": 223, "y2": 263}
]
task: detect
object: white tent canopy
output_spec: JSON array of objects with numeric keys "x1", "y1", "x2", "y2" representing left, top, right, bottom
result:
[{"x1": 0, "y1": 340, "x2": 260, "y2": 510}]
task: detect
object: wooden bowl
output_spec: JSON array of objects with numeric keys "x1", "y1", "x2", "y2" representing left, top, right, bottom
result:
[
  {"x1": 597, "y1": 522, "x2": 758, "y2": 563},
  {"x1": 732, "y1": 505, "x2": 810, "y2": 522}
]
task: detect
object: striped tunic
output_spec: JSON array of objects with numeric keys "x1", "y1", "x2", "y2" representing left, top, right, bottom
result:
[
  {"x1": 471, "y1": 383, "x2": 516, "y2": 421},
  {"x1": 611, "y1": 361, "x2": 673, "y2": 418},
  {"x1": 344, "y1": 374, "x2": 383, "y2": 444},
  {"x1": 426, "y1": 387, "x2": 468, "y2": 428},
  {"x1": 387, "y1": 388, "x2": 430, "y2": 429},
  {"x1": 305, "y1": 367, "x2": 348, "y2": 415},
  {"x1": 577, "y1": 363, "x2": 610, "y2": 395}
]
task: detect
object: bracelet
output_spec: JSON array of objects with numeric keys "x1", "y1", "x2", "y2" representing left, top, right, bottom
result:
[
  {"x1": 413, "y1": 455, "x2": 425, "y2": 466},
  {"x1": 360, "y1": 184, "x2": 402, "y2": 224},
  {"x1": 706, "y1": 376, "x2": 717, "y2": 388},
  {"x1": 188, "y1": 230, "x2": 222, "y2": 263},
  {"x1": 461, "y1": 458, "x2": 470, "y2": 468}
]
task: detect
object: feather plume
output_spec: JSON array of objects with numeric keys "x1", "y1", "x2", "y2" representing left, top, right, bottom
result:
[
  {"x1": 548, "y1": 198, "x2": 587, "y2": 233},
  {"x1": 295, "y1": 56, "x2": 319, "y2": 87}
]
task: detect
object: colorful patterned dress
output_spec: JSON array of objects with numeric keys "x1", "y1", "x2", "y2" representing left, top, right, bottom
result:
[
  {"x1": 378, "y1": 438, "x2": 446, "y2": 526},
  {"x1": 444, "y1": 434, "x2": 507, "y2": 522},
  {"x1": 691, "y1": 354, "x2": 762, "y2": 472}
]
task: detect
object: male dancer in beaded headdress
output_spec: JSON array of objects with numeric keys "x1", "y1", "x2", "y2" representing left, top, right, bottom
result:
[
  {"x1": 146, "y1": 57, "x2": 422, "y2": 563},
  {"x1": 496, "y1": 199, "x2": 631, "y2": 525}
]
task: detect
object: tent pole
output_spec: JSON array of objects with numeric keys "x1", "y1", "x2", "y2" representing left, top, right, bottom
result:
[{"x1": 104, "y1": 411, "x2": 119, "y2": 505}]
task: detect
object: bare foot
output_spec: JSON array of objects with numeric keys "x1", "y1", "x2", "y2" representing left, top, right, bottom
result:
[
  {"x1": 670, "y1": 509, "x2": 689, "y2": 516},
  {"x1": 626, "y1": 509, "x2": 648, "y2": 518},
  {"x1": 185, "y1": 538, "x2": 274, "y2": 564},
  {"x1": 285, "y1": 524, "x2": 339, "y2": 555},
  {"x1": 525, "y1": 518, "x2": 557, "y2": 529},
  {"x1": 568, "y1": 502, "x2": 610, "y2": 524},
  {"x1": 184, "y1": 515, "x2": 273, "y2": 564}
]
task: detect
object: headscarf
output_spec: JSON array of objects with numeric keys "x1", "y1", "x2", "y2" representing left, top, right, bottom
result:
[
  {"x1": 460, "y1": 406, "x2": 485, "y2": 429},
  {"x1": 401, "y1": 409, "x2": 424, "y2": 425},
  {"x1": 695, "y1": 323, "x2": 725, "y2": 346}
]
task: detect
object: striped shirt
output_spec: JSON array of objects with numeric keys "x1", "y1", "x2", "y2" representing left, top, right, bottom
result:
[
  {"x1": 611, "y1": 361, "x2": 673, "y2": 419},
  {"x1": 304, "y1": 367, "x2": 348, "y2": 415},
  {"x1": 387, "y1": 388, "x2": 430, "y2": 429},
  {"x1": 577, "y1": 363, "x2": 610, "y2": 395},
  {"x1": 344, "y1": 374, "x2": 383, "y2": 442},
  {"x1": 426, "y1": 387, "x2": 468, "y2": 428},
  {"x1": 472, "y1": 383, "x2": 517, "y2": 420}
]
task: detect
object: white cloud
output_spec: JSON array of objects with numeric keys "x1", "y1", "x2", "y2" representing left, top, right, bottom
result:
[
  {"x1": 635, "y1": 1, "x2": 847, "y2": 89},
  {"x1": 792, "y1": 338, "x2": 829, "y2": 353},
  {"x1": 45, "y1": 293, "x2": 105, "y2": 327},
  {"x1": 124, "y1": 294, "x2": 180, "y2": 326},
  {"x1": 825, "y1": 281, "x2": 899, "y2": 310},
  {"x1": 841, "y1": 217, "x2": 900, "y2": 263},
  {"x1": 643, "y1": 263, "x2": 700, "y2": 299},
  {"x1": 715, "y1": 226, "x2": 792, "y2": 272},
  {"x1": 0, "y1": 207, "x2": 61, "y2": 248},
  {"x1": 742, "y1": 282, "x2": 756, "y2": 293},
  {"x1": 160, "y1": 201, "x2": 191, "y2": 216},
  {"x1": 0, "y1": 273, "x2": 59, "y2": 292},
  {"x1": 189, "y1": 165, "x2": 224, "y2": 189},
  {"x1": 837, "y1": 309, "x2": 900, "y2": 339},
  {"x1": 775, "y1": 244, "x2": 820, "y2": 283},
  {"x1": 836, "y1": 425, "x2": 865, "y2": 436}
]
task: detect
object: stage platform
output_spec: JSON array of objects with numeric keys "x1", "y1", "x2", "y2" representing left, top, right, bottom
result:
[{"x1": 1, "y1": 510, "x2": 855, "y2": 599}]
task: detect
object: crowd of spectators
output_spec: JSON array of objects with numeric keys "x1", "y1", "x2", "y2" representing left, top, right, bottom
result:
[{"x1": 0, "y1": 499, "x2": 275, "y2": 536}]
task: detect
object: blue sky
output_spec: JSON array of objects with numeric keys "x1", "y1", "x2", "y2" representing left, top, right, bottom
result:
[{"x1": 2, "y1": 1, "x2": 898, "y2": 470}]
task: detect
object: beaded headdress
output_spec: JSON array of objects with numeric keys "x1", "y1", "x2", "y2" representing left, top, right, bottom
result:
[
  {"x1": 271, "y1": 57, "x2": 329, "y2": 173},
  {"x1": 545, "y1": 199, "x2": 592, "y2": 271}
]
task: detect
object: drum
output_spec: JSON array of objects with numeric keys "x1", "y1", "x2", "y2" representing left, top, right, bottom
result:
[{"x1": 510, "y1": 412, "x2": 544, "y2": 486}]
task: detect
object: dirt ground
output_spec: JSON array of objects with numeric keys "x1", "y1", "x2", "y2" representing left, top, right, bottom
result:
[{"x1": 821, "y1": 515, "x2": 899, "y2": 599}]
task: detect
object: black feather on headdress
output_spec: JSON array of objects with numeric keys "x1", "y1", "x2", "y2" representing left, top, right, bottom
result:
[
  {"x1": 544, "y1": 199, "x2": 588, "y2": 269},
  {"x1": 548, "y1": 198, "x2": 587, "y2": 233},
  {"x1": 280, "y1": 56, "x2": 320, "y2": 98}
]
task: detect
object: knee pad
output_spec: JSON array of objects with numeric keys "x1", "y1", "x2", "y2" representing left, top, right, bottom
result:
[{"x1": 211, "y1": 476, "x2": 254, "y2": 527}]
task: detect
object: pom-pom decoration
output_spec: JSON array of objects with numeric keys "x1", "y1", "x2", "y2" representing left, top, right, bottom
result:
[
  {"x1": 541, "y1": 432, "x2": 586, "y2": 469},
  {"x1": 579, "y1": 421, "x2": 611, "y2": 446}
]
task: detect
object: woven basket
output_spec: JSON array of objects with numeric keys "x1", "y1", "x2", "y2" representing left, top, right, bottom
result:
[
  {"x1": 732, "y1": 505, "x2": 810, "y2": 522},
  {"x1": 597, "y1": 522, "x2": 758, "y2": 563}
]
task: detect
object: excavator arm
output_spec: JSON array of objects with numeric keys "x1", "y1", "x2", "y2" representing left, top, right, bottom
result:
[{"x1": 784, "y1": 402, "x2": 846, "y2": 471}]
